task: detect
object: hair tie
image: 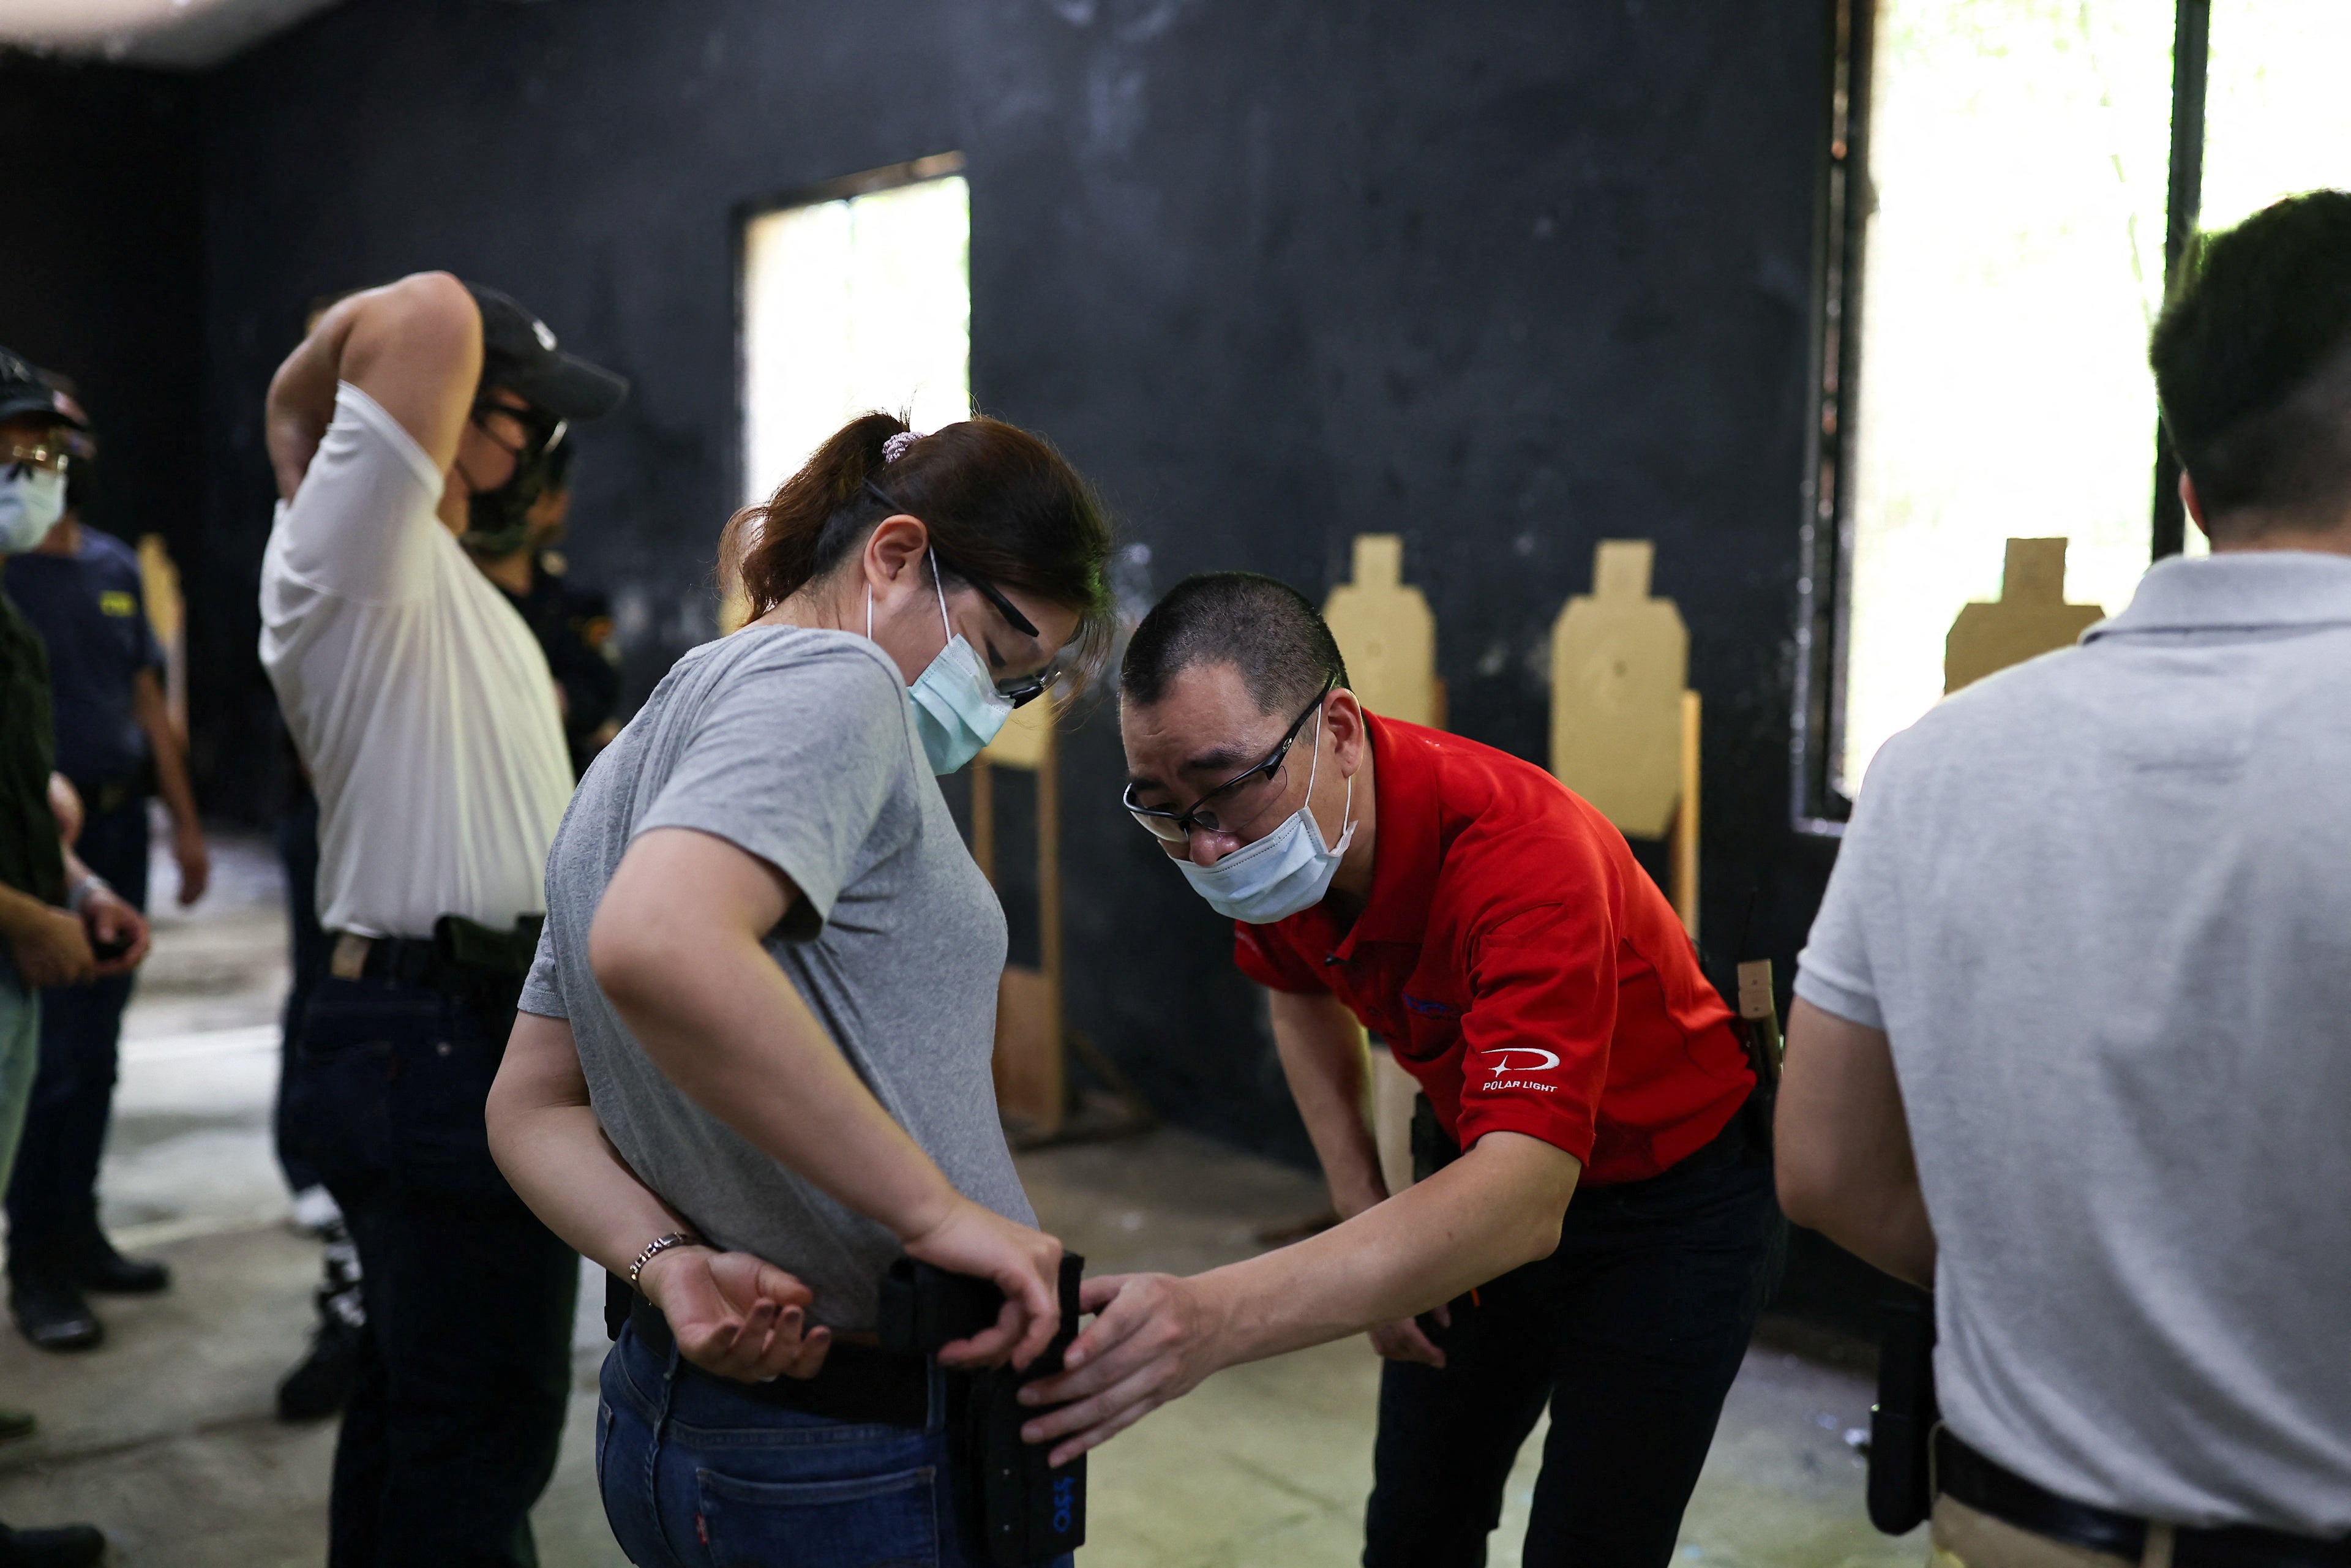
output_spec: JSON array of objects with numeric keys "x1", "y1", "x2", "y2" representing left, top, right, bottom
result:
[{"x1": 882, "y1": 429, "x2": 926, "y2": 463}]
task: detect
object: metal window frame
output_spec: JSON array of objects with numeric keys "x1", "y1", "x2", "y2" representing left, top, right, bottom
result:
[{"x1": 1790, "y1": 1, "x2": 2213, "y2": 835}]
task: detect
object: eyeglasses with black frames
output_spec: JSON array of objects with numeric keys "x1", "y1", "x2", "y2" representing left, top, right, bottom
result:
[
  {"x1": 862, "y1": 478, "x2": 1059, "y2": 708},
  {"x1": 1122, "y1": 677, "x2": 1337, "y2": 843}
]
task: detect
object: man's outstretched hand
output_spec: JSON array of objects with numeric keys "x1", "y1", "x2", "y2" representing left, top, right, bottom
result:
[
  {"x1": 1014, "y1": 1272, "x2": 1229, "y2": 1468},
  {"x1": 637, "y1": 1247, "x2": 831, "y2": 1384}
]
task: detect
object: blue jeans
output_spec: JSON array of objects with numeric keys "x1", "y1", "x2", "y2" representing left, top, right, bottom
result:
[
  {"x1": 599, "y1": 1320, "x2": 1074, "y2": 1568},
  {"x1": 1364, "y1": 1116, "x2": 1787, "y2": 1568}
]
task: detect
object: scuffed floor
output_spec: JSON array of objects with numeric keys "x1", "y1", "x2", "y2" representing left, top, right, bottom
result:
[{"x1": 0, "y1": 834, "x2": 1924, "y2": 1568}]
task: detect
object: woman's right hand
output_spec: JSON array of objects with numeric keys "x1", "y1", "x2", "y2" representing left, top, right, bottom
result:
[
  {"x1": 638, "y1": 1247, "x2": 832, "y2": 1384},
  {"x1": 902, "y1": 1198, "x2": 1064, "y2": 1371}
]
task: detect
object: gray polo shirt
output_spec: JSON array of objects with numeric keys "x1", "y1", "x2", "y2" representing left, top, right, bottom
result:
[
  {"x1": 520, "y1": 625, "x2": 1030, "y2": 1330},
  {"x1": 1797, "y1": 552, "x2": 2351, "y2": 1537}
]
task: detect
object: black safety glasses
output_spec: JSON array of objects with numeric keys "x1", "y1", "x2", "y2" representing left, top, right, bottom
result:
[
  {"x1": 862, "y1": 479, "x2": 1058, "y2": 708},
  {"x1": 472, "y1": 396, "x2": 567, "y2": 460},
  {"x1": 3, "y1": 441, "x2": 69, "y2": 477},
  {"x1": 1122, "y1": 678, "x2": 1335, "y2": 843}
]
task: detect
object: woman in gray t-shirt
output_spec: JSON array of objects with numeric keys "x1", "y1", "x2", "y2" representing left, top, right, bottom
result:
[{"x1": 486, "y1": 413, "x2": 1111, "y2": 1568}]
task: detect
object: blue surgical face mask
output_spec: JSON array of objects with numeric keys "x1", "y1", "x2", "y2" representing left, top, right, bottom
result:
[
  {"x1": 0, "y1": 465, "x2": 66, "y2": 553},
  {"x1": 872, "y1": 552, "x2": 1016, "y2": 775},
  {"x1": 1177, "y1": 711, "x2": 1357, "y2": 923}
]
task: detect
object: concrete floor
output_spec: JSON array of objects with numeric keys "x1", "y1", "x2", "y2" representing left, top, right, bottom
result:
[{"x1": 0, "y1": 833, "x2": 1926, "y2": 1567}]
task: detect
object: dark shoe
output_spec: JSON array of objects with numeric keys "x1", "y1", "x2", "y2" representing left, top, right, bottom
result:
[
  {"x1": 9, "y1": 1278, "x2": 102, "y2": 1352},
  {"x1": 74, "y1": 1233, "x2": 168, "y2": 1296},
  {"x1": 277, "y1": 1317, "x2": 365, "y2": 1422},
  {"x1": 0, "y1": 1408, "x2": 33, "y2": 1445},
  {"x1": 0, "y1": 1518, "x2": 107, "y2": 1567}
]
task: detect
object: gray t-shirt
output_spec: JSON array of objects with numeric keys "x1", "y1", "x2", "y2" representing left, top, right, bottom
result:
[
  {"x1": 1796, "y1": 553, "x2": 2351, "y2": 1537},
  {"x1": 520, "y1": 625, "x2": 1029, "y2": 1330}
]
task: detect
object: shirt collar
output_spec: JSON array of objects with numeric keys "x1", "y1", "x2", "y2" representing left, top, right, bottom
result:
[
  {"x1": 1329, "y1": 713, "x2": 1444, "y2": 959},
  {"x1": 2084, "y1": 551, "x2": 2351, "y2": 642}
]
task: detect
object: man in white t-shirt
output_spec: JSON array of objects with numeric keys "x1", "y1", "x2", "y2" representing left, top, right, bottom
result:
[
  {"x1": 260, "y1": 271, "x2": 624, "y2": 1567},
  {"x1": 1779, "y1": 192, "x2": 2351, "y2": 1568}
]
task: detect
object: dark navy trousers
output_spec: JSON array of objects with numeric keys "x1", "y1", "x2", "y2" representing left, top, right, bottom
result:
[
  {"x1": 4, "y1": 797, "x2": 147, "y2": 1274},
  {"x1": 297, "y1": 973, "x2": 578, "y2": 1568}
]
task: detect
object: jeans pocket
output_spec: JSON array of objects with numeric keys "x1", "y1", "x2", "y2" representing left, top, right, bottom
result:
[{"x1": 694, "y1": 1462, "x2": 941, "y2": 1568}]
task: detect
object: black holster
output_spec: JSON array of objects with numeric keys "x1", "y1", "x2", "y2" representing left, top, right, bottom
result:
[
  {"x1": 1734, "y1": 1016, "x2": 1779, "y2": 1161},
  {"x1": 1867, "y1": 1291, "x2": 1940, "y2": 1534},
  {"x1": 878, "y1": 1255, "x2": 1088, "y2": 1567}
]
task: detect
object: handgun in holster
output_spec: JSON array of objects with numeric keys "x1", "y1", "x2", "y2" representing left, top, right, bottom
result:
[
  {"x1": 877, "y1": 1255, "x2": 1087, "y2": 1567},
  {"x1": 1731, "y1": 958, "x2": 1783, "y2": 1159},
  {"x1": 1866, "y1": 1290, "x2": 1939, "y2": 1534}
]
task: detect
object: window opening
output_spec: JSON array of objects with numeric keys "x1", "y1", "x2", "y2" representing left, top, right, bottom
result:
[
  {"x1": 738, "y1": 153, "x2": 971, "y2": 511},
  {"x1": 1793, "y1": 2, "x2": 2351, "y2": 825}
]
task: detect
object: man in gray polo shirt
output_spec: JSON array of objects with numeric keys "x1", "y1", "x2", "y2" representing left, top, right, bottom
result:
[{"x1": 1778, "y1": 191, "x2": 2351, "y2": 1568}]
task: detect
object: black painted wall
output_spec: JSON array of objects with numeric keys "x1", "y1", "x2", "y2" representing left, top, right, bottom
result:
[
  {"x1": 0, "y1": 58, "x2": 203, "y2": 574},
  {"x1": 23, "y1": 0, "x2": 1845, "y2": 1170}
]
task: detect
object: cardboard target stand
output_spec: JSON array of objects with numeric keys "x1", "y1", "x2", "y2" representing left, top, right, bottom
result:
[
  {"x1": 969, "y1": 700, "x2": 1065, "y2": 1137},
  {"x1": 1322, "y1": 536, "x2": 1445, "y2": 1199},
  {"x1": 969, "y1": 698, "x2": 1152, "y2": 1146},
  {"x1": 1550, "y1": 539, "x2": 1703, "y2": 939}
]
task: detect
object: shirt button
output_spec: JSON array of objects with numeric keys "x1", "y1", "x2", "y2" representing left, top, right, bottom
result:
[{"x1": 435, "y1": 1041, "x2": 453, "y2": 1057}]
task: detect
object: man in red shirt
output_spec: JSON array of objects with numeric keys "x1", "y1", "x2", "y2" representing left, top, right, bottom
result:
[{"x1": 1024, "y1": 572, "x2": 1782, "y2": 1567}]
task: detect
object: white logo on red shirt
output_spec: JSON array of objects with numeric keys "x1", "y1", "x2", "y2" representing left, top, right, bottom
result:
[{"x1": 1483, "y1": 1046, "x2": 1561, "y2": 1076}]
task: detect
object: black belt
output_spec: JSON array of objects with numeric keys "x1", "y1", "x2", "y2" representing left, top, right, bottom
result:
[
  {"x1": 348, "y1": 934, "x2": 460, "y2": 990},
  {"x1": 623, "y1": 1286, "x2": 931, "y2": 1430},
  {"x1": 1937, "y1": 1431, "x2": 2351, "y2": 1568},
  {"x1": 334, "y1": 915, "x2": 542, "y2": 1006}
]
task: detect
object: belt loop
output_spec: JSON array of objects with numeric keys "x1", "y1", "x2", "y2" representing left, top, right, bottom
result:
[
  {"x1": 1927, "y1": 1419, "x2": 1946, "y2": 1502},
  {"x1": 2140, "y1": 1523, "x2": 2174, "y2": 1568}
]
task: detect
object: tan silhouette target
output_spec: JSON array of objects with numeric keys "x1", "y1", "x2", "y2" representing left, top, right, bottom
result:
[
  {"x1": 1324, "y1": 535, "x2": 1442, "y2": 728},
  {"x1": 1324, "y1": 535, "x2": 1442, "y2": 1195},
  {"x1": 1549, "y1": 541, "x2": 1700, "y2": 936},
  {"x1": 1944, "y1": 538, "x2": 2105, "y2": 695}
]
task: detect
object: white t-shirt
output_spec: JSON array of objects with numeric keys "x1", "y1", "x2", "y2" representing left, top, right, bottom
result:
[
  {"x1": 1796, "y1": 552, "x2": 2351, "y2": 1537},
  {"x1": 260, "y1": 383, "x2": 573, "y2": 938}
]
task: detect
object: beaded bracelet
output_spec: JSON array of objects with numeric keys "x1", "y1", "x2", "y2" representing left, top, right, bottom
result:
[{"x1": 627, "y1": 1231, "x2": 703, "y2": 1288}]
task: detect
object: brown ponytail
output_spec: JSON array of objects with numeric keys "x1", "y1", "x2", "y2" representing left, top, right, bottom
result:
[{"x1": 719, "y1": 411, "x2": 1116, "y2": 673}]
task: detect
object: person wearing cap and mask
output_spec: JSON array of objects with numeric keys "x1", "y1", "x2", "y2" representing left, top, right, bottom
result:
[
  {"x1": 260, "y1": 274, "x2": 624, "y2": 1566},
  {"x1": 0, "y1": 347, "x2": 150, "y2": 1568},
  {"x1": 1, "y1": 389, "x2": 211, "y2": 1354},
  {"x1": 461, "y1": 438, "x2": 624, "y2": 776},
  {"x1": 1013, "y1": 574, "x2": 1785, "y2": 1568}
]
